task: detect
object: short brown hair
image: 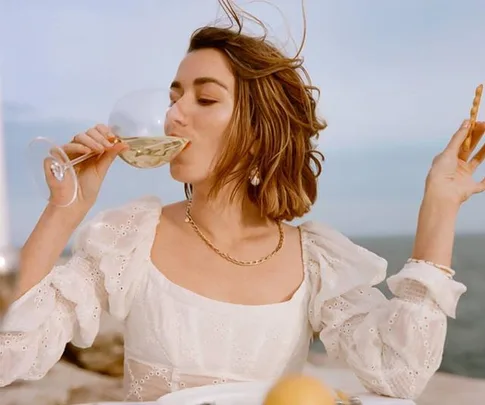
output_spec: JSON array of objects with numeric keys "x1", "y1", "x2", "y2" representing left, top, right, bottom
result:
[{"x1": 185, "y1": 0, "x2": 326, "y2": 222}]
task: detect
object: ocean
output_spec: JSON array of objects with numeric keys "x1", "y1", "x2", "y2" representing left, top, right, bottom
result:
[{"x1": 310, "y1": 233, "x2": 485, "y2": 379}]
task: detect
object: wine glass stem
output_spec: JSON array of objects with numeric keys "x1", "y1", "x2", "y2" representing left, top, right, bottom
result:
[
  {"x1": 50, "y1": 150, "x2": 99, "y2": 182},
  {"x1": 51, "y1": 142, "x2": 116, "y2": 181},
  {"x1": 68, "y1": 151, "x2": 98, "y2": 167}
]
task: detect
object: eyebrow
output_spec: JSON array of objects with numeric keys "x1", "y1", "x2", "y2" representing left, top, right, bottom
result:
[{"x1": 170, "y1": 77, "x2": 229, "y2": 91}]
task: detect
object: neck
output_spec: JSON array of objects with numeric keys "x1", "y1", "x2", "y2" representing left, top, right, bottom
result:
[{"x1": 187, "y1": 185, "x2": 274, "y2": 241}]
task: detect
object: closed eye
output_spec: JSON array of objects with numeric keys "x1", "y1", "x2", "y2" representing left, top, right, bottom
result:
[{"x1": 198, "y1": 99, "x2": 217, "y2": 106}]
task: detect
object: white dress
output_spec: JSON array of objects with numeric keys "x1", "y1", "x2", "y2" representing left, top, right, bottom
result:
[{"x1": 0, "y1": 196, "x2": 467, "y2": 401}]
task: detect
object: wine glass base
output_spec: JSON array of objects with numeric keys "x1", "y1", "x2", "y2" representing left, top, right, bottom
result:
[
  {"x1": 27, "y1": 137, "x2": 79, "y2": 207},
  {"x1": 50, "y1": 160, "x2": 66, "y2": 181}
]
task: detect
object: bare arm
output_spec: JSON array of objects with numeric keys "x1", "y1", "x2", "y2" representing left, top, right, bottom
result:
[
  {"x1": 411, "y1": 195, "x2": 459, "y2": 267},
  {"x1": 14, "y1": 125, "x2": 126, "y2": 299},
  {"x1": 15, "y1": 203, "x2": 89, "y2": 299},
  {"x1": 412, "y1": 119, "x2": 485, "y2": 268}
]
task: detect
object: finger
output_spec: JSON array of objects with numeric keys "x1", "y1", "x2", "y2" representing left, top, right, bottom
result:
[
  {"x1": 72, "y1": 132, "x2": 105, "y2": 153},
  {"x1": 473, "y1": 177, "x2": 485, "y2": 194},
  {"x1": 462, "y1": 119, "x2": 476, "y2": 152},
  {"x1": 469, "y1": 121, "x2": 485, "y2": 150},
  {"x1": 448, "y1": 119, "x2": 471, "y2": 158},
  {"x1": 61, "y1": 143, "x2": 92, "y2": 157},
  {"x1": 95, "y1": 123, "x2": 121, "y2": 145},
  {"x1": 95, "y1": 123, "x2": 111, "y2": 137},
  {"x1": 469, "y1": 143, "x2": 485, "y2": 170},
  {"x1": 48, "y1": 143, "x2": 92, "y2": 164},
  {"x1": 460, "y1": 121, "x2": 485, "y2": 161},
  {"x1": 95, "y1": 141, "x2": 128, "y2": 176},
  {"x1": 86, "y1": 127, "x2": 113, "y2": 148}
]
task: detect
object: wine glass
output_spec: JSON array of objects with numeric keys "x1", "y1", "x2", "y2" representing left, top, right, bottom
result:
[{"x1": 27, "y1": 88, "x2": 189, "y2": 207}]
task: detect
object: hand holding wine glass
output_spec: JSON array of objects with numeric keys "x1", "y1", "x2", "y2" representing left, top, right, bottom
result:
[
  {"x1": 28, "y1": 88, "x2": 189, "y2": 208},
  {"x1": 46, "y1": 125, "x2": 129, "y2": 208}
]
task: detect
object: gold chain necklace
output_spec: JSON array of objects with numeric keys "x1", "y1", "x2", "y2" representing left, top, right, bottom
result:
[{"x1": 184, "y1": 200, "x2": 285, "y2": 266}]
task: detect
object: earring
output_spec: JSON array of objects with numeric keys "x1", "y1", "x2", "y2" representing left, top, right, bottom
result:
[{"x1": 249, "y1": 167, "x2": 261, "y2": 186}]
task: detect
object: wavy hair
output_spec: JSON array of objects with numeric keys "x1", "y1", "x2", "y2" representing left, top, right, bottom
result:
[{"x1": 185, "y1": 0, "x2": 326, "y2": 221}]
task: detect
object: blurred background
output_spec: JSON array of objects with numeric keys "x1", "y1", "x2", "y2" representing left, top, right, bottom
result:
[{"x1": 1, "y1": 0, "x2": 485, "y2": 403}]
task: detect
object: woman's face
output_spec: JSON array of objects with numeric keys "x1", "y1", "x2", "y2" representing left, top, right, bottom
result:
[{"x1": 166, "y1": 48, "x2": 236, "y2": 187}]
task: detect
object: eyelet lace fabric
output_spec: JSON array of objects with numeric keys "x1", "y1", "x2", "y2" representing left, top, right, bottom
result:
[{"x1": 0, "y1": 196, "x2": 467, "y2": 401}]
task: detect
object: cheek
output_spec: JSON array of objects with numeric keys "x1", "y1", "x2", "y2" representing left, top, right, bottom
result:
[
  {"x1": 196, "y1": 106, "x2": 233, "y2": 142},
  {"x1": 213, "y1": 107, "x2": 233, "y2": 129}
]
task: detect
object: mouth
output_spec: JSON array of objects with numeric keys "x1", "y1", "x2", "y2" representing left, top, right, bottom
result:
[
  {"x1": 169, "y1": 133, "x2": 186, "y2": 139},
  {"x1": 168, "y1": 133, "x2": 191, "y2": 149}
]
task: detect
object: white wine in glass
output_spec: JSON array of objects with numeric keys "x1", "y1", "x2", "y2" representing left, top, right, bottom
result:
[
  {"x1": 27, "y1": 88, "x2": 189, "y2": 207},
  {"x1": 116, "y1": 135, "x2": 188, "y2": 169}
]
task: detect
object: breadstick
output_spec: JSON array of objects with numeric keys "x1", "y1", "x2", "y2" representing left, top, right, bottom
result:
[{"x1": 463, "y1": 84, "x2": 483, "y2": 151}]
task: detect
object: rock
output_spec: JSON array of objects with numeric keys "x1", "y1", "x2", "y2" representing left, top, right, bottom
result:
[
  {"x1": 0, "y1": 271, "x2": 17, "y2": 319},
  {"x1": 1, "y1": 311, "x2": 125, "y2": 405},
  {"x1": 62, "y1": 312, "x2": 124, "y2": 378},
  {"x1": 1, "y1": 310, "x2": 125, "y2": 405},
  {"x1": 0, "y1": 361, "x2": 123, "y2": 405}
]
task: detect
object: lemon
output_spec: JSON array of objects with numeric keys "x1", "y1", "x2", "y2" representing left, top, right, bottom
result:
[{"x1": 263, "y1": 374, "x2": 335, "y2": 405}]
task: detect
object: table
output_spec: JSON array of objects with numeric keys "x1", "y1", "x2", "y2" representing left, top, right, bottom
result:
[{"x1": 157, "y1": 381, "x2": 417, "y2": 405}]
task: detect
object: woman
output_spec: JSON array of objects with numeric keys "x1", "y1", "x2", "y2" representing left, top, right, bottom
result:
[{"x1": 1, "y1": 1, "x2": 484, "y2": 401}]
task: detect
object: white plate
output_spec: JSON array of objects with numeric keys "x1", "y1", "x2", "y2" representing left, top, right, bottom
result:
[{"x1": 157, "y1": 381, "x2": 416, "y2": 405}]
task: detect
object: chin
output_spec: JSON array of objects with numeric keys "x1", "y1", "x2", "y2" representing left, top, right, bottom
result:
[
  {"x1": 169, "y1": 161, "x2": 188, "y2": 183},
  {"x1": 169, "y1": 160, "x2": 204, "y2": 185}
]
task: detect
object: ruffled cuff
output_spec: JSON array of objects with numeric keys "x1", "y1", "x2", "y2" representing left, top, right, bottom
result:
[
  {"x1": 1, "y1": 257, "x2": 102, "y2": 348},
  {"x1": 387, "y1": 261, "x2": 467, "y2": 318}
]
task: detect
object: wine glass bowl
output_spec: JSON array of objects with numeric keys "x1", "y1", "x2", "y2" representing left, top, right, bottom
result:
[{"x1": 115, "y1": 135, "x2": 189, "y2": 169}]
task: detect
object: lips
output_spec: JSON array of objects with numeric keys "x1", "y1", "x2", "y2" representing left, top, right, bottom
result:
[
  {"x1": 174, "y1": 136, "x2": 192, "y2": 151},
  {"x1": 166, "y1": 130, "x2": 191, "y2": 153},
  {"x1": 168, "y1": 133, "x2": 186, "y2": 140}
]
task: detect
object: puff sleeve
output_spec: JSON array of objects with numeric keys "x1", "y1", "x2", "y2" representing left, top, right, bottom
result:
[
  {"x1": 0, "y1": 196, "x2": 161, "y2": 387},
  {"x1": 302, "y1": 221, "x2": 467, "y2": 399}
]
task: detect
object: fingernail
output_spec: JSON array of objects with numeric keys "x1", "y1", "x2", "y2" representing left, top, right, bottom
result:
[{"x1": 463, "y1": 120, "x2": 470, "y2": 128}]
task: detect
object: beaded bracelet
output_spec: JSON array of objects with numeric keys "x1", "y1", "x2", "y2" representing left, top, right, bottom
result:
[{"x1": 406, "y1": 258, "x2": 455, "y2": 279}]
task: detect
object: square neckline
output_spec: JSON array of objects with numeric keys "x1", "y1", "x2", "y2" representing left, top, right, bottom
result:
[{"x1": 142, "y1": 203, "x2": 310, "y2": 312}]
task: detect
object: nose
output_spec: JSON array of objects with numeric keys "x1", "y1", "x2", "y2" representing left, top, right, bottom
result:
[{"x1": 165, "y1": 100, "x2": 188, "y2": 128}]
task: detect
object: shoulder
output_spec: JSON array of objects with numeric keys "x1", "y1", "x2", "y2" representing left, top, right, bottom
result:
[
  {"x1": 73, "y1": 195, "x2": 163, "y2": 257},
  {"x1": 299, "y1": 220, "x2": 388, "y2": 297},
  {"x1": 299, "y1": 220, "x2": 384, "y2": 263},
  {"x1": 89, "y1": 195, "x2": 162, "y2": 226}
]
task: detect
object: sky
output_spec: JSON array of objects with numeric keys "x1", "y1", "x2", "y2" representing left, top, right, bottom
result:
[{"x1": 1, "y1": 0, "x2": 485, "y2": 246}]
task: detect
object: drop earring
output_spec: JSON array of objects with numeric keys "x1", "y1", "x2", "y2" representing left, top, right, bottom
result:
[{"x1": 249, "y1": 167, "x2": 261, "y2": 186}]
